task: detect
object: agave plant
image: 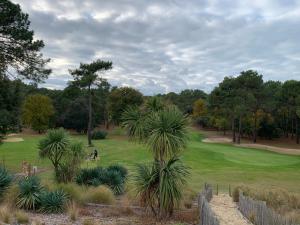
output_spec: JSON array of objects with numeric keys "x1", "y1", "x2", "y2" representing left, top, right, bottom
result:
[
  {"x1": 17, "y1": 176, "x2": 43, "y2": 210},
  {"x1": 40, "y1": 190, "x2": 67, "y2": 213},
  {"x1": 0, "y1": 167, "x2": 12, "y2": 196}
]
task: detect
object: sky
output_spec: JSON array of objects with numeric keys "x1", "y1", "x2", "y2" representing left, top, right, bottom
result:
[{"x1": 13, "y1": 0, "x2": 300, "y2": 95}]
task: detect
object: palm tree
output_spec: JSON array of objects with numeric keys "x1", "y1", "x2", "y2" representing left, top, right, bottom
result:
[{"x1": 122, "y1": 105, "x2": 189, "y2": 217}]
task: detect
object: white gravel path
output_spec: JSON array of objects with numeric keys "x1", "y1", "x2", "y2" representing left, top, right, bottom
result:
[{"x1": 210, "y1": 194, "x2": 252, "y2": 225}]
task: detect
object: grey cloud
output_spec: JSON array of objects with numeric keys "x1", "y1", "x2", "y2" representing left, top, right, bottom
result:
[{"x1": 12, "y1": 0, "x2": 300, "y2": 95}]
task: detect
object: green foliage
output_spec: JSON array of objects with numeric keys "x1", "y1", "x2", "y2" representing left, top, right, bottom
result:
[
  {"x1": 70, "y1": 59, "x2": 112, "y2": 146},
  {"x1": 17, "y1": 176, "x2": 43, "y2": 210},
  {"x1": 146, "y1": 107, "x2": 188, "y2": 160},
  {"x1": 0, "y1": 0, "x2": 51, "y2": 81},
  {"x1": 134, "y1": 158, "x2": 189, "y2": 216},
  {"x1": 92, "y1": 130, "x2": 108, "y2": 140},
  {"x1": 76, "y1": 165, "x2": 127, "y2": 195},
  {"x1": 39, "y1": 129, "x2": 84, "y2": 183},
  {"x1": 108, "y1": 87, "x2": 144, "y2": 124},
  {"x1": 22, "y1": 94, "x2": 54, "y2": 133},
  {"x1": 0, "y1": 167, "x2": 12, "y2": 196},
  {"x1": 40, "y1": 190, "x2": 67, "y2": 213}
]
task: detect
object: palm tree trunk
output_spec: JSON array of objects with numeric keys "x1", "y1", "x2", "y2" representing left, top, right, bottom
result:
[{"x1": 88, "y1": 85, "x2": 92, "y2": 146}]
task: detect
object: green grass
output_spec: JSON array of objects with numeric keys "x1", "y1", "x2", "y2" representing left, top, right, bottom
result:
[{"x1": 1, "y1": 130, "x2": 300, "y2": 193}]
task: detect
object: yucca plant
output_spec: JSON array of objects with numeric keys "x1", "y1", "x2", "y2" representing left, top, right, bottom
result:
[
  {"x1": 40, "y1": 190, "x2": 67, "y2": 213},
  {"x1": 17, "y1": 176, "x2": 43, "y2": 210},
  {"x1": 123, "y1": 105, "x2": 189, "y2": 217},
  {"x1": 0, "y1": 167, "x2": 12, "y2": 197},
  {"x1": 104, "y1": 170, "x2": 124, "y2": 195}
]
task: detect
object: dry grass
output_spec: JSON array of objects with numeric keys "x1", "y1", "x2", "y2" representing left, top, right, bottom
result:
[
  {"x1": 57, "y1": 183, "x2": 85, "y2": 205},
  {"x1": 82, "y1": 218, "x2": 96, "y2": 225},
  {"x1": 233, "y1": 185, "x2": 300, "y2": 223},
  {"x1": 2, "y1": 184, "x2": 20, "y2": 208},
  {"x1": 82, "y1": 185, "x2": 115, "y2": 205},
  {"x1": 15, "y1": 210, "x2": 29, "y2": 224},
  {"x1": 0, "y1": 205, "x2": 11, "y2": 224},
  {"x1": 67, "y1": 201, "x2": 79, "y2": 222}
]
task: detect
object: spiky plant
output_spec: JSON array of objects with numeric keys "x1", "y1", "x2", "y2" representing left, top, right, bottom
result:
[
  {"x1": 0, "y1": 167, "x2": 12, "y2": 196},
  {"x1": 123, "y1": 105, "x2": 189, "y2": 217},
  {"x1": 121, "y1": 106, "x2": 146, "y2": 141},
  {"x1": 17, "y1": 176, "x2": 43, "y2": 210},
  {"x1": 40, "y1": 190, "x2": 67, "y2": 213},
  {"x1": 38, "y1": 128, "x2": 70, "y2": 179},
  {"x1": 146, "y1": 107, "x2": 188, "y2": 161}
]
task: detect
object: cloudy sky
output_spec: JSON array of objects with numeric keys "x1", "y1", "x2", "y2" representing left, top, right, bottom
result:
[{"x1": 13, "y1": 0, "x2": 300, "y2": 95}]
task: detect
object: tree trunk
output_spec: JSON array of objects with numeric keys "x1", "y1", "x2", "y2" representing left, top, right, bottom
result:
[
  {"x1": 223, "y1": 127, "x2": 226, "y2": 136},
  {"x1": 232, "y1": 118, "x2": 236, "y2": 143},
  {"x1": 253, "y1": 114, "x2": 257, "y2": 143},
  {"x1": 237, "y1": 116, "x2": 242, "y2": 144},
  {"x1": 291, "y1": 118, "x2": 294, "y2": 140},
  {"x1": 296, "y1": 117, "x2": 299, "y2": 144},
  {"x1": 88, "y1": 85, "x2": 92, "y2": 146},
  {"x1": 285, "y1": 116, "x2": 289, "y2": 138}
]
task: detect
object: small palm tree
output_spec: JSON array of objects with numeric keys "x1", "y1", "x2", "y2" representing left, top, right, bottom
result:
[
  {"x1": 38, "y1": 128, "x2": 70, "y2": 181},
  {"x1": 122, "y1": 105, "x2": 189, "y2": 217}
]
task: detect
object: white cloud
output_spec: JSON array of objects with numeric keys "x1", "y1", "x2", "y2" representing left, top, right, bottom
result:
[{"x1": 11, "y1": 0, "x2": 300, "y2": 95}]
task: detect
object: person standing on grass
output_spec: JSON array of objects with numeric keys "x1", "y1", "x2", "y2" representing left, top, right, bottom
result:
[{"x1": 93, "y1": 149, "x2": 98, "y2": 160}]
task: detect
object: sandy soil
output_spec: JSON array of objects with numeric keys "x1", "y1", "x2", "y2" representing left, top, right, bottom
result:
[
  {"x1": 236, "y1": 143, "x2": 300, "y2": 155},
  {"x1": 2, "y1": 137, "x2": 24, "y2": 142},
  {"x1": 202, "y1": 137, "x2": 232, "y2": 143},
  {"x1": 202, "y1": 136, "x2": 300, "y2": 155},
  {"x1": 210, "y1": 194, "x2": 251, "y2": 225}
]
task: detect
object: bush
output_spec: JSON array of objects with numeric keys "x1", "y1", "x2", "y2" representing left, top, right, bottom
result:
[
  {"x1": 40, "y1": 190, "x2": 67, "y2": 213},
  {"x1": 107, "y1": 164, "x2": 128, "y2": 180},
  {"x1": 76, "y1": 165, "x2": 127, "y2": 195},
  {"x1": 17, "y1": 176, "x2": 43, "y2": 210},
  {"x1": 82, "y1": 186, "x2": 115, "y2": 204},
  {"x1": 0, "y1": 167, "x2": 12, "y2": 196},
  {"x1": 92, "y1": 130, "x2": 107, "y2": 140},
  {"x1": 56, "y1": 183, "x2": 84, "y2": 204}
]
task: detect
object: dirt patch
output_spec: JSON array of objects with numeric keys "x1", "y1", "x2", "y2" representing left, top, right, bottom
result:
[
  {"x1": 3, "y1": 137, "x2": 24, "y2": 143},
  {"x1": 202, "y1": 137, "x2": 232, "y2": 143},
  {"x1": 236, "y1": 143, "x2": 300, "y2": 156},
  {"x1": 210, "y1": 194, "x2": 251, "y2": 225}
]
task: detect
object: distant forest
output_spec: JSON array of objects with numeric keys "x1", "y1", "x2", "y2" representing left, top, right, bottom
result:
[{"x1": 1, "y1": 70, "x2": 300, "y2": 144}]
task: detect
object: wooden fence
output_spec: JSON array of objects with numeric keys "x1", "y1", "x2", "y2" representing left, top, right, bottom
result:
[
  {"x1": 238, "y1": 192, "x2": 299, "y2": 225},
  {"x1": 198, "y1": 184, "x2": 219, "y2": 225}
]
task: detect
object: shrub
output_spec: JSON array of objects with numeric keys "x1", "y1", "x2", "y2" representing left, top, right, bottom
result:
[
  {"x1": 0, "y1": 167, "x2": 12, "y2": 196},
  {"x1": 82, "y1": 186, "x2": 115, "y2": 204},
  {"x1": 75, "y1": 167, "x2": 104, "y2": 186},
  {"x1": 56, "y1": 183, "x2": 84, "y2": 204},
  {"x1": 92, "y1": 130, "x2": 107, "y2": 140},
  {"x1": 40, "y1": 190, "x2": 68, "y2": 213},
  {"x1": 15, "y1": 210, "x2": 29, "y2": 224},
  {"x1": 104, "y1": 170, "x2": 124, "y2": 195},
  {"x1": 17, "y1": 176, "x2": 43, "y2": 210},
  {"x1": 107, "y1": 164, "x2": 128, "y2": 180},
  {"x1": 76, "y1": 165, "x2": 127, "y2": 195}
]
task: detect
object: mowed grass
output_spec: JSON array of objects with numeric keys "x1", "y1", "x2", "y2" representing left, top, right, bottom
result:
[{"x1": 0, "y1": 129, "x2": 300, "y2": 193}]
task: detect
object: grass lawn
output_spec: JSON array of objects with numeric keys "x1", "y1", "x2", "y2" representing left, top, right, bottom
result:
[{"x1": 1, "y1": 129, "x2": 300, "y2": 193}]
